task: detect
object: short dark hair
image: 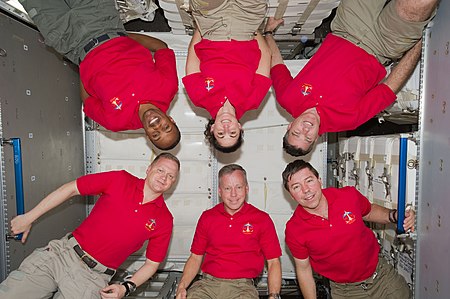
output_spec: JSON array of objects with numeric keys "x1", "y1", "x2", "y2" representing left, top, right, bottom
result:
[
  {"x1": 204, "y1": 119, "x2": 243, "y2": 153},
  {"x1": 152, "y1": 152, "x2": 180, "y2": 170},
  {"x1": 154, "y1": 125, "x2": 181, "y2": 151},
  {"x1": 282, "y1": 159, "x2": 319, "y2": 191},
  {"x1": 218, "y1": 164, "x2": 248, "y2": 185},
  {"x1": 282, "y1": 131, "x2": 313, "y2": 157}
]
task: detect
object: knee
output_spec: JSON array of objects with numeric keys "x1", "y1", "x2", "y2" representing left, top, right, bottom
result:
[{"x1": 396, "y1": 0, "x2": 439, "y2": 22}]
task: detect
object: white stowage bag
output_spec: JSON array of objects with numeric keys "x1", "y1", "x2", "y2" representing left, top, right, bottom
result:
[{"x1": 116, "y1": 0, "x2": 159, "y2": 23}]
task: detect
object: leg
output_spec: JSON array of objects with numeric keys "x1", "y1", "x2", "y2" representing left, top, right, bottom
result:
[
  {"x1": 396, "y1": 0, "x2": 440, "y2": 22},
  {"x1": 19, "y1": 0, "x2": 125, "y2": 64},
  {"x1": 367, "y1": 257, "x2": 412, "y2": 299},
  {"x1": 189, "y1": 0, "x2": 267, "y2": 40},
  {"x1": 331, "y1": 0, "x2": 438, "y2": 65},
  {"x1": 0, "y1": 247, "x2": 58, "y2": 299},
  {"x1": 186, "y1": 278, "x2": 217, "y2": 299},
  {"x1": 50, "y1": 234, "x2": 111, "y2": 299}
]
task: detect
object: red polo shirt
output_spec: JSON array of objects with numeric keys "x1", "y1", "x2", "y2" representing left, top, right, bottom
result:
[
  {"x1": 73, "y1": 170, "x2": 173, "y2": 269},
  {"x1": 191, "y1": 202, "x2": 282, "y2": 279},
  {"x1": 271, "y1": 34, "x2": 396, "y2": 135},
  {"x1": 80, "y1": 37, "x2": 178, "y2": 131},
  {"x1": 285, "y1": 187, "x2": 379, "y2": 283},
  {"x1": 182, "y1": 39, "x2": 272, "y2": 119}
]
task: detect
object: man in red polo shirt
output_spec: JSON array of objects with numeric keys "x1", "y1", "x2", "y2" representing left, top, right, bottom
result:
[
  {"x1": 264, "y1": 0, "x2": 439, "y2": 156},
  {"x1": 282, "y1": 159, "x2": 415, "y2": 298},
  {"x1": 20, "y1": 0, "x2": 180, "y2": 150},
  {"x1": 182, "y1": 0, "x2": 272, "y2": 153},
  {"x1": 1, "y1": 153, "x2": 180, "y2": 299},
  {"x1": 175, "y1": 164, "x2": 282, "y2": 299}
]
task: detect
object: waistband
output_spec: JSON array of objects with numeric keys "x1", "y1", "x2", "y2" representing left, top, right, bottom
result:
[
  {"x1": 331, "y1": 257, "x2": 382, "y2": 290},
  {"x1": 79, "y1": 32, "x2": 127, "y2": 62},
  {"x1": 67, "y1": 233, "x2": 116, "y2": 276},
  {"x1": 203, "y1": 273, "x2": 254, "y2": 284}
]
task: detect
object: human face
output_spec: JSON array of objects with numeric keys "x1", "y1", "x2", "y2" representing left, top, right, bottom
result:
[
  {"x1": 211, "y1": 113, "x2": 242, "y2": 148},
  {"x1": 287, "y1": 110, "x2": 320, "y2": 152},
  {"x1": 218, "y1": 170, "x2": 249, "y2": 215},
  {"x1": 146, "y1": 158, "x2": 179, "y2": 193},
  {"x1": 142, "y1": 108, "x2": 179, "y2": 149},
  {"x1": 287, "y1": 167, "x2": 324, "y2": 214}
]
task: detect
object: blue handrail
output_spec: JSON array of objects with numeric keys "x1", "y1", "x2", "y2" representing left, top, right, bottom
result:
[
  {"x1": 5, "y1": 138, "x2": 25, "y2": 241},
  {"x1": 396, "y1": 136, "x2": 407, "y2": 234}
]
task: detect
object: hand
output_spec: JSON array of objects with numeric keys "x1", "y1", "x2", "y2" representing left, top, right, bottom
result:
[
  {"x1": 265, "y1": 17, "x2": 284, "y2": 33},
  {"x1": 11, "y1": 214, "x2": 33, "y2": 243},
  {"x1": 175, "y1": 287, "x2": 187, "y2": 299},
  {"x1": 100, "y1": 284, "x2": 126, "y2": 299},
  {"x1": 403, "y1": 206, "x2": 415, "y2": 232}
]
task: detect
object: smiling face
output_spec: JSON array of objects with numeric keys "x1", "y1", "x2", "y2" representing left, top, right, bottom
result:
[
  {"x1": 141, "y1": 108, "x2": 180, "y2": 150},
  {"x1": 287, "y1": 167, "x2": 324, "y2": 214},
  {"x1": 287, "y1": 110, "x2": 320, "y2": 152},
  {"x1": 218, "y1": 170, "x2": 249, "y2": 215},
  {"x1": 146, "y1": 157, "x2": 179, "y2": 194},
  {"x1": 210, "y1": 112, "x2": 242, "y2": 148}
]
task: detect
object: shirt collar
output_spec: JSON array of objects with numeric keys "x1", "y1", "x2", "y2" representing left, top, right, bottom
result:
[{"x1": 218, "y1": 201, "x2": 249, "y2": 217}]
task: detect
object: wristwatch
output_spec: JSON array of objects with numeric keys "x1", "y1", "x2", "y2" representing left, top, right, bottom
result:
[
  {"x1": 268, "y1": 293, "x2": 281, "y2": 299},
  {"x1": 121, "y1": 280, "x2": 137, "y2": 297}
]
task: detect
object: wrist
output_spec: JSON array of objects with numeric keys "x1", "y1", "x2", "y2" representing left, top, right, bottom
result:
[
  {"x1": 121, "y1": 280, "x2": 137, "y2": 297},
  {"x1": 268, "y1": 293, "x2": 281, "y2": 299},
  {"x1": 263, "y1": 30, "x2": 273, "y2": 36},
  {"x1": 389, "y1": 209, "x2": 398, "y2": 223}
]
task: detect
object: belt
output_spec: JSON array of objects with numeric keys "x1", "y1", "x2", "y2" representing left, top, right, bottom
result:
[
  {"x1": 83, "y1": 32, "x2": 127, "y2": 54},
  {"x1": 68, "y1": 234, "x2": 115, "y2": 276}
]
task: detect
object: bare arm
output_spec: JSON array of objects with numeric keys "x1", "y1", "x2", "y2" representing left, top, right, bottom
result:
[
  {"x1": 267, "y1": 257, "x2": 282, "y2": 296},
  {"x1": 100, "y1": 259, "x2": 160, "y2": 299},
  {"x1": 255, "y1": 32, "x2": 271, "y2": 77},
  {"x1": 10, "y1": 181, "x2": 80, "y2": 243},
  {"x1": 176, "y1": 253, "x2": 204, "y2": 299},
  {"x1": 363, "y1": 204, "x2": 415, "y2": 232},
  {"x1": 294, "y1": 257, "x2": 316, "y2": 299},
  {"x1": 384, "y1": 39, "x2": 422, "y2": 94},
  {"x1": 185, "y1": 29, "x2": 202, "y2": 75},
  {"x1": 128, "y1": 33, "x2": 168, "y2": 52},
  {"x1": 264, "y1": 17, "x2": 285, "y2": 68},
  {"x1": 80, "y1": 80, "x2": 90, "y2": 103}
]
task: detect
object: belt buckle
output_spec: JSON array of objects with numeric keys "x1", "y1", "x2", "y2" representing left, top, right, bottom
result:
[
  {"x1": 80, "y1": 253, "x2": 97, "y2": 268},
  {"x1": 372, "y1": 271, "x2": 378, "y2": 280},
  {"x1": 91, "y1": 37, "x2": 100, "y2": 48}
]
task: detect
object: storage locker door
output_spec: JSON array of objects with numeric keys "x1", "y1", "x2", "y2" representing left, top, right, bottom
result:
[{"x1": 0, "y1": 12, "x2": 85, "y2": 280}]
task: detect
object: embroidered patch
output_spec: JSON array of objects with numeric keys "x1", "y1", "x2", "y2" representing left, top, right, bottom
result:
[
  {"x1": 242, "y1": 222, "x2": 254, "y2": 235},
  {"x1": 300, "y1": 83, "x2": 313, "y2": 96},
  {"x1": 205, "y1": 77, "x2": 215, "y2": 92},
  {"x1": 342, "y1": 211, "x2": 356, "y2": 224},
  {"x1": 145, "y1": 219, "x2": 156, "y2": 231},
  {"x1": 110, "y1": 97, "x2": 122, "y2": 110}
]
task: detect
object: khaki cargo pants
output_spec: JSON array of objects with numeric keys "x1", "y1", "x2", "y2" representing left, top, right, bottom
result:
[
  {"x1": 331, "y1": 0, "x2": 436, "y2": 65},
  {"x1": 189, "y1": 0, "x2": 267, "y2": 41},
  {"x1": 19, "y1": 0, "x2": 125, "y2": 64},
  {"x1": 0, "y1": 234, "x2": 112, "y2": 299}
]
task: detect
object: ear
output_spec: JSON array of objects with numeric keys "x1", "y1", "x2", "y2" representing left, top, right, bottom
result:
[
  {"x1": 169, "y1": 117, "x2": 176, "y2": 124},
  {"x1": 287, "y1": 122, "x2": 292, "y2": 131},
  {"x1": 210, "y1": 123, "x2": 215, "y2": 133}
]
